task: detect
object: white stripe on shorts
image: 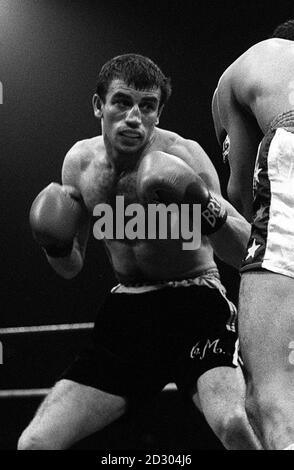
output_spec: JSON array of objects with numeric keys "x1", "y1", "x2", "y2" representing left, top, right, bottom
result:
[{"x1": 262, "y1": 128, "x2": 294, "y2": 277}]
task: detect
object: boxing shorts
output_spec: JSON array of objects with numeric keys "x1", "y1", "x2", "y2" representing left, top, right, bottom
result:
[
  {"x1": 60, "y1": 269, "x2": 239, "y2": 401},
  {"x1": 241, "y1": 110, "x2": 294, "y2": 278}
]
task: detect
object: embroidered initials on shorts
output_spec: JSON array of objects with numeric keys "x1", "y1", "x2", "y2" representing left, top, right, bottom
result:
[{"x1": 190, "y1": 338, "x2": 224, "y2": 360}]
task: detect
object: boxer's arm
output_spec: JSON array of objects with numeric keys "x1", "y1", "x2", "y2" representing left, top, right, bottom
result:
[
  {"x1": 45, "y1": 146, "x2": 91, "y2": 279},
  {"x1": 173, "y1": 140, "x2": 251, "y2": 269},
  {"x1": 212, "y1": 88, "x2": 227, "y2": 146},
  {"x1": 213, "y1": 75, "x2": 261, "y2": 221},
  {"x1": 208, "y1": 194, "x2": 251, "y2": 269}
]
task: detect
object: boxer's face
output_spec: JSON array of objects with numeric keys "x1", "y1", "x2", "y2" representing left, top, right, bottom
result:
[{"x1": 94, "y1": 79, "x2": 161, "y2": 155}]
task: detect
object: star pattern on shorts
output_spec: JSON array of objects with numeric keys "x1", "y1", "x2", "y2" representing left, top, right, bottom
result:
[
  {"x1": 245, "y1": 238, "x2": 261, "y2": 260},
  {"x1": 253, "y1": 205, "x2": 266, "y2": 223},
  {"x1": 253, "y1": 166, "x2": 262, "y2": 183}
]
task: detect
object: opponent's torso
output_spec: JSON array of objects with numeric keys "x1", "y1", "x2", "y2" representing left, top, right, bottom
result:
[{"x1": 77, "y1": 128, "x2": 216, "y2": 282}]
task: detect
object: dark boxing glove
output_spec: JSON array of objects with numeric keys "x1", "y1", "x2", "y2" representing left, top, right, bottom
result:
[
  {"x1": 137, "y1": 151, "x2": 227, "y2": 235},
  {"x1": 29, "y1": 183, "x2": 85, "y2": 257},
  {"x1": 184, "y1": 179, "x2": 228, "y2": 235}
]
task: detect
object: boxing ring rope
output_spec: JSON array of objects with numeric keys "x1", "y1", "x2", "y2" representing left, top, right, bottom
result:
[
  {"x1": 0, "y1": 322, "x2": 176, "y2": 398},
  {"x1": 0, "y1": 322, "x2": 94, "y2": 335},
  {"x1": 0, "y1": 389, "x2": 50, "y2": 398}
]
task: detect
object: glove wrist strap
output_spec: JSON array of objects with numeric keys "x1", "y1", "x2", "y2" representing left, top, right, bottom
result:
[{"x1": 201, "y1": 194, "x2": 228, "y2": 235}]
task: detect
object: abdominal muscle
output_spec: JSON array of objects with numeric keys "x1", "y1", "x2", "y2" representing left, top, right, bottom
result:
[{"x1": 104, "y1": 237, "x2": 217, "y2": 283}]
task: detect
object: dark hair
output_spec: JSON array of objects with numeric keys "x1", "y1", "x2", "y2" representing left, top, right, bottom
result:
[
  {"x1": 271, "y1": 19, "x2": 294, "y2": 40},
  {"x1": 95, "y1": 53, "x2": 172, "y2": 108}
]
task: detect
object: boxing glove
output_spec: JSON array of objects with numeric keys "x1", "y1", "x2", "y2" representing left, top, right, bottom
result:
[
  {"x1": 29, "y1": 183, "x2": 85, "y2": 257},
  {"x1": 137, "y1": 151, "x2": 227, "y2": 235}
]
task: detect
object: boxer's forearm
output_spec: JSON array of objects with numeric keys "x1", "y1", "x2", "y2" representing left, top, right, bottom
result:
[
  {"x1": 209, "y1": 216, "x2": 250, "y2": 269},
  {"x1": 208, "y1": 196, "x2": 251, "y2": 269}
]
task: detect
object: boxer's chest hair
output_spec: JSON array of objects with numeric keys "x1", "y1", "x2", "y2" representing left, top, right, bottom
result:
[
  {"x1": 81, "y1": 159, "x2": 138, "y2": 211},
  {"x1": 114, "y1": 170, "x2": 138, "y2": 205},
  {"x1": 81, "y1": 159, "x2": 115, "y2": 210}
]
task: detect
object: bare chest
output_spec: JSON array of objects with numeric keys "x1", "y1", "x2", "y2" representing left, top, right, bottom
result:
[
  {"x1": 80, "y1": 160, "x2": 138, "y2": 212},
  {"x1": 115, "y1": 171, "x2": 138, "y2": 206}
]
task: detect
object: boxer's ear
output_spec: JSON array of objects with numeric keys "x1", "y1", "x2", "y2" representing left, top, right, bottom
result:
[
  {"x1": 92, "y1": 94, "x2": 103, "y2": 119},
  {"x1": 156, "y1": 105, "x2": 164, "y2": 125}
]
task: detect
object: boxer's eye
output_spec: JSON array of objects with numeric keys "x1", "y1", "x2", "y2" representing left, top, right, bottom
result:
[
  {"x1": 140, "y1": 102, "x2": 157, "y2": 113},
  {"x1": 114, "y1": 98, "x2": 131, "y2": 109},
  {"x1": 140, "y1": 103, "x2": 153, "y2": 111}
]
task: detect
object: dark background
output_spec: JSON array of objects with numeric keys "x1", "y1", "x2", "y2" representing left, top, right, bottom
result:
[{"x1": 0, "y1": 0, "x2": 294, "y2": 450}]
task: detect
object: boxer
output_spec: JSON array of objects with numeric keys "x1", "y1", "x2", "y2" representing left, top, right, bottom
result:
[
  {"x1": 212, "y1": 19, "x2": 294, "y2": 450},
  {"x1": 19, "y1": 54, "x2": 260, "y2": 450}
]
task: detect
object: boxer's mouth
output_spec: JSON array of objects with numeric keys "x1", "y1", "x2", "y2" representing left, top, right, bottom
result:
[{"x1": 119, "y1": 130, "x2": 142, "y2": 139}]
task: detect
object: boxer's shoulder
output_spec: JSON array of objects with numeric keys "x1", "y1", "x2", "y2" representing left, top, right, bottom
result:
[
  {"x1": 216, "y1": 39, "x2": 294, "y2": 116},
  {"x1": 153, "y1": 127, "x2": 181, "y2": 149},
  {"x1": 218, "y1": 39, "x2": 286, "y2": 91},
  {"x1": 63, "y1": 137, "x2": 105, "y2": 172},
  {"x1": 65, "y1": 136, "x2": 104, "y2": 160},
  {"x1": 243, "y1": 38, "x2": 294, "y2": 57},
  {"x1": 154, "y1": 128, "x2": 210, "y2": 175},
  {"x1": 62, "y1": 136, "x2": 106, "y2": 187},
  {"x1": 154, "y1": 127, "x2": 193, "y2": 156}
]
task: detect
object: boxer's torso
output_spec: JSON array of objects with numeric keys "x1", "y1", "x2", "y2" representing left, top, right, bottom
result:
[{"x1": 76, "y1": 127, "x2": 216, "y2": 282}]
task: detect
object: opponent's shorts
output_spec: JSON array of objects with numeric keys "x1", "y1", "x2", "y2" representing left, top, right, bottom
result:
[
  {"x1": 60, "y1": 269, "x2": 238, "y2": 401},
  {"x1": 241, "y1": 110, "x2": 294, "y2": 278}
]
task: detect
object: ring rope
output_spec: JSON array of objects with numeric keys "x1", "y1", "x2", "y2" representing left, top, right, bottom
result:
[
  {"x1": 0, "y1": 383, "x2": 177, "y2": 398},
  {"x1": 0, "y1": 388, "x2": 50, "y2": 398},
  {"x1": 0, "y1": 322, "x2": 94, "y2": 335},
  {"x1": 0, "y1": 323, "x2": 177, "y2": 397}
]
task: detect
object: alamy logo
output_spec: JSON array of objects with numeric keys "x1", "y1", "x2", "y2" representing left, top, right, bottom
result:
[
  {"x1": 190, "y1": 338, "x2": 224, "y2": 360},
  {"x1": 93, "y1": 196, "x2": 202, "y2": 250}
]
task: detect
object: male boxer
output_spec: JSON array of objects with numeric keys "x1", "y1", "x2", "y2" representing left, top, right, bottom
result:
[
  {"x1": 212, "y1": 20, "x2": 294, "y2": 450},
  {"x1": 19, "y1": 54, "x2": 260, "y2": 450}
]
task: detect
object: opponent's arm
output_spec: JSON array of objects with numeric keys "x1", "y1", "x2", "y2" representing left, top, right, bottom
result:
[
  {"x1": 30, "y1": 145, "x2": 91, "y2": 279},
  {"x1": 213, "y1": 73, "x2": 261, "y2": 221},
  {"x1": 212, "y1": 88, "x2": 227, "y2": 147}
]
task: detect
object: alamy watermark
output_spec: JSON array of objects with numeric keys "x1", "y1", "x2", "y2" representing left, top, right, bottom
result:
[
  {"x1": 0, "y1": 341, "x2": 3, "y2": 364},
  {"x1": 0, "y1": 81, "x2": 2, "y2": 104},
  {"x1": 93, "y1": 196, "x2": 202, "y2": 250}
]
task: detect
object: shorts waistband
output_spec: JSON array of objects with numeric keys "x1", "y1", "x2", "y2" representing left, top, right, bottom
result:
[
  {"x1": 111, "y1": 268, "x2": 224, "y2": 294},
  {"x1": 268, "y1": 110, "x2": 294, "y2": 132}
]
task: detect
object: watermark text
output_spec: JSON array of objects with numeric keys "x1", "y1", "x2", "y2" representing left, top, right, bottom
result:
[{"x1": 93, "y1": 196, "x2": 202, "y2": 250}]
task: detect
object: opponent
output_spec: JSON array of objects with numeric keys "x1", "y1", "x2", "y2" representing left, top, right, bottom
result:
[
  {"x1": 212, "y1": 20, "x2": 294, "y2": 450},
  {"x1": 19, "y1": 54, "x2": 260, "y2": 450}
]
